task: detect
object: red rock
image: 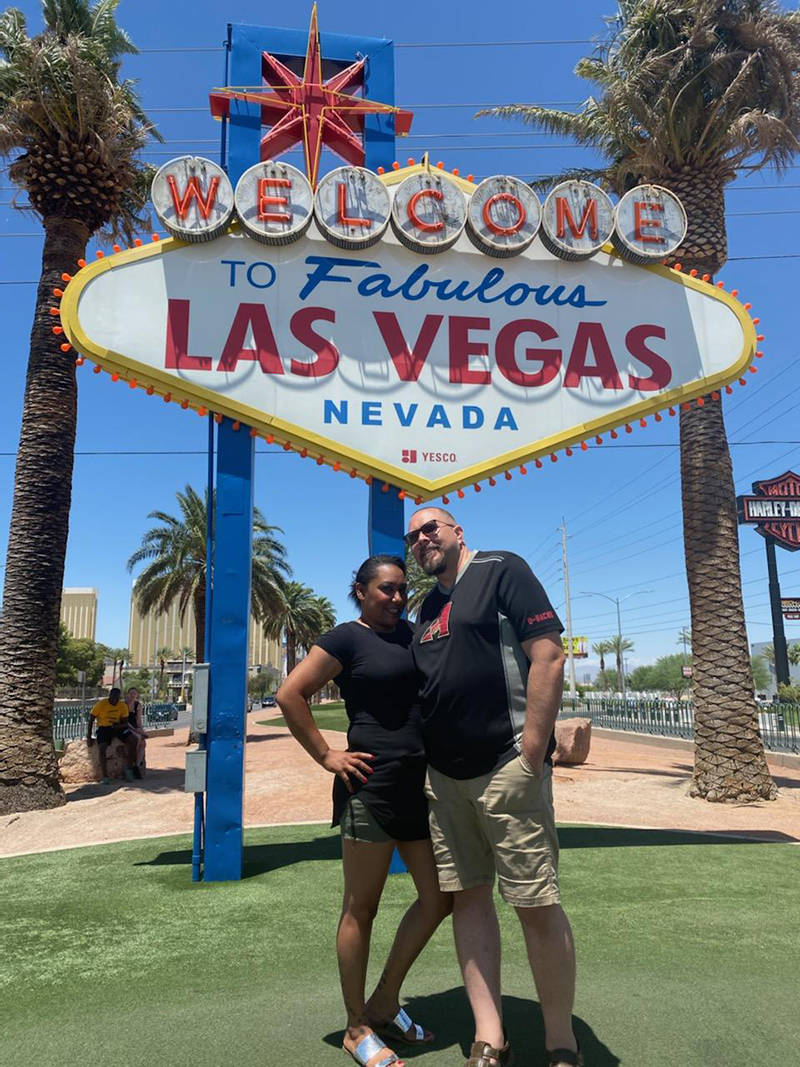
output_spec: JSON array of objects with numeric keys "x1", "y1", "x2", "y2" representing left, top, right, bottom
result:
[
  {"x1": 59, "y1": 738, "x2": 129, "y2": 783},
  {"x1": 554, "y1": 718, "x2": 592, "y2": 765}
]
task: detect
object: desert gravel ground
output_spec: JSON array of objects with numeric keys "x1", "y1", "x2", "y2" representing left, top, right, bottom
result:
[{"x1": 1, "y1": 712, "x2": 798, "y2": 857}]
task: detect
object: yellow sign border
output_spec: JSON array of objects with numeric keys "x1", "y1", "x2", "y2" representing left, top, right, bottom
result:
[{"x1": 61, "y1": 214, "x2": 757, "y2": 501}]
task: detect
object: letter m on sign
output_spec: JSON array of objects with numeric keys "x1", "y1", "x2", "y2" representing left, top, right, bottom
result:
[{"x1": 167, "y1": 175, "x2": 221, "y2": 220}]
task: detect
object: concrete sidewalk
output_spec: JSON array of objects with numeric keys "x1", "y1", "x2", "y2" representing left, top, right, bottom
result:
[{"x1": 1, "y1": 713, "x2": 798, "y2": 857}]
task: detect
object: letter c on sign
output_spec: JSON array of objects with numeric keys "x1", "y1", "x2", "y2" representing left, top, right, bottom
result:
[{"x1": 408, "y1": 189, "x2": 444, "y2": 233}]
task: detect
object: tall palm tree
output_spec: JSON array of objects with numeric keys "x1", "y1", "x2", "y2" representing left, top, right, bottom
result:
[
  {"x1": 592, "y1": 640, "x2": 613, "y2": 674},
  {"x1": 480, "y1": 0, "x2": 799, "y2": 801},
  {"x1": 127, "y1": 486, "x2": 291, "y2": 661},
  {"x1": 0, "y1": 1, "x2": 158, "y2": 814},
  {"x1": 608, "y1": 635, "x2": 635, "y2": 683},
  {"x1": 154, "y1": 646, "x2": 175, "y2": 697},
  {"x1": 266, "y1": 583, "x2": 336, "y2": 676}
]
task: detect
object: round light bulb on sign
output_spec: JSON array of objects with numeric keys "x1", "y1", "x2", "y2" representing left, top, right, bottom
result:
[
  {"x1": 391, "y1": 171, "x2": 467, "y2": 254},
  {"x1": 540, "y1": 180, "x2": 615, "y2": 261},
  {"x1": 235, "y1": 161, "x2": 313, "y2": 245},
  {"x1": 314, "y1": 167, "x2": 391, "y2": 250},
  {"x1": 466, "y1": 176, "x2": 541, "y2": 258},
  {"x1": 151, "y1": 156, "x2": 234, "y2": 242},
  {"x1": 612, "y1": 184, "x2": 687, "y2": 264}
]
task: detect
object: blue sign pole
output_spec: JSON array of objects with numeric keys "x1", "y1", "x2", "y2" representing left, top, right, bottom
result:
[{"x1": 203, "y1": 22, "x2": 403, "y2": 880}]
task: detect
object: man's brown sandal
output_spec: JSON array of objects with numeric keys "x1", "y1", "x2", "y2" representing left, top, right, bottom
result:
[
  {"x1": 465, "y1": 1039, "x2": 513, "y2": 1067},
  {"x1": 546, "y1": 1046, "x2": 582, "y2": 1066}
]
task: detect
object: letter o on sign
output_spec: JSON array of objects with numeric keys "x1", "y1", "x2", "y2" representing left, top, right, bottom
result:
[
  {"x1": 151, "y1": 156, "x2": 234, "y2": 241},
  {"x1": 540, "y1": 180, "x2": 615, "y2": 260},
  {"x1": 234, "y1": 161, "x2": 313, "y2": 245},
  {"x1": 466, "y1": 176, "x2": 541, "y2": 258},
  {"x1": 314, "y1": 166, "x2": 391, "y2": 250},
  {"x1": 613, "y1": 184, "x2": 687, "y2": 264},
  {"x1": 391, "y1": 172, "x2": 466, "y2": 254}
]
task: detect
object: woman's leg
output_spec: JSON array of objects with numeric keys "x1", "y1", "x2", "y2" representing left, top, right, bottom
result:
[
  {"x1": 366, "y1": 839, "x2": 453, "y2": 1032},
  {"x1": 339, "y1": 837, "x2": 399, "y2": 1061}
]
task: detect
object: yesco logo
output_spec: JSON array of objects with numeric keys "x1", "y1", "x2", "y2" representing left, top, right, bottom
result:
[
  {"x1": 402, "y1": 450, "x2": 417, "y2": 464},
  {"x1": 403, "y1": 450, "x2": 457, "y2": 464}
]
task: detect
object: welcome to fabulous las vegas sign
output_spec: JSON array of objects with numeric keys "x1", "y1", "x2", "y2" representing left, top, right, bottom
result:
[{"x1": 60, "y1": 156, "x2": 757, "y2": 500}]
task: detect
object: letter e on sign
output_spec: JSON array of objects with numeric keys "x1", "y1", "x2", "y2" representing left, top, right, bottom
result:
[
  {"x1": 314, "y1": 167, "x2": 390, "y2": 250},
  {"x1": 152, "y1": 156, "x2": 234, "y2": 241},
  {"x1": 613, "y1": 185, "x2": 687, "y2": 264},
  {"x1": 234, "y1": 162, "x2": 313, "y2": 245},
  {"x1": 466, "y1": 176, "x2": 541, "y2": 258}
]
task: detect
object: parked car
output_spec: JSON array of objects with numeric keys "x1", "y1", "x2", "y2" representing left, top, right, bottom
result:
[{"x1": 262, "y1": 695, "x2": 277, "y2": 708}]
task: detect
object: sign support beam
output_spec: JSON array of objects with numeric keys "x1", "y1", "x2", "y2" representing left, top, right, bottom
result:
[
  {"x1": 205, "y1": 418, "x2": 254, "y2": 881},
  {"x1": 765, "y1": 535, "x2": 790, "y2": 687}
]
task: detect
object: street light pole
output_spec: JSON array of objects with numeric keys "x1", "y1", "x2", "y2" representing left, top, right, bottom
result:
[{"x1": 579, "y1": 588, "x2": 652, "y2": 702}]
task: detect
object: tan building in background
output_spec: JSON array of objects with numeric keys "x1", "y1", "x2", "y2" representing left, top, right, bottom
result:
[
  {"x1": 60, "y1": 588, "x2": 98, "y2": 641},
  {"x1": 127, "y1": 591, "x2": 282, "y2": 674}
]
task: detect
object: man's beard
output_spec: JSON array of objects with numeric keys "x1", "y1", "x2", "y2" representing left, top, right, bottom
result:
[{"x1": 421, "y1": 552, "x2": 447, "y2": 576}]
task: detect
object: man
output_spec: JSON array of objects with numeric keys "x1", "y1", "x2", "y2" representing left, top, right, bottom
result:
[
  {"x1": 87, "y1": 687, "x2": 139, "y2": 783},
  {"x1": 407, "y1": 507, "x2": 580, "y2": 1067}
]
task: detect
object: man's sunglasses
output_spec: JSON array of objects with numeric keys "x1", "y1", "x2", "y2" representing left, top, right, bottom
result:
[{"x1": 403, "y1": 519, "x2": 456, "y2": 547}]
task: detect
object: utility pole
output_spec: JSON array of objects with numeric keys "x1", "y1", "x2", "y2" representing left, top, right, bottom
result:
[
  {"x1": 561, "y1": 519, "x2": 576, "y2": 698},
  {"x1": 765, "y1": 534, "x2": 790, "y2": 687}
]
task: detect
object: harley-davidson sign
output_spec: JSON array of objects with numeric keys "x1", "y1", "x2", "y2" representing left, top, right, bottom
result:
[
  {"x1": 737, "y1": 471, "x2": 800, "y2": 552},
  {"x1": 60, "y1": 159, "x2": 757, "y2": 499}
]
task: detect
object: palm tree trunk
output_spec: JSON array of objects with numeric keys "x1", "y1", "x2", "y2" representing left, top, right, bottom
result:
[
  {"x1": 0, "y1": 217, "x2": 89, "y2": 814},
  {"x1": 680, "y1": 396, "x2": 777, "y2": 801},
  {"x1": 663, "y1": 170, "x2": 776, "y2": 802},
  {"x1": 286, "y1": 633, "x2": 297, "y2": 675},
  {"x1": 193, "y1": 589, "x2": 205, "y2": 663}
]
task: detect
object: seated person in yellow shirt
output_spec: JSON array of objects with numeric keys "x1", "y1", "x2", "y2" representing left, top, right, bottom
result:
[{"x1": 87, "y1": 687, "x2": 139, "y2": 783}]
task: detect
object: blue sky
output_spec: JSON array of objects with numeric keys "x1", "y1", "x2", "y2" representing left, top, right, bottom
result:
[{"x1": 2, "y1": 0, "x2": 799, "y2": 674}]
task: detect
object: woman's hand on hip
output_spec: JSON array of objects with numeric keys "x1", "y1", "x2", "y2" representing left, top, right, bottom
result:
[{"x1": 320, "y1": 749, "x2": 374, "y2": 792}]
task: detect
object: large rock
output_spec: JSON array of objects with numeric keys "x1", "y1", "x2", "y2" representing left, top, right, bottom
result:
[
  {"x1": 59, "y1": 738, "x2": 129, "y2": 784},
  {"x1": 554, "y1": 717, "x2": 592, "y2": 766}
]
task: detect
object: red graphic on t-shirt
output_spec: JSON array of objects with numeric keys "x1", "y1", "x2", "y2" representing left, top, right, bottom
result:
[
  {"x1": 527, "y1": 611, "x2": 554, "y2": 625},
  {"x1": 420, "y1": 602, "x2": 453, "y2": 643}
]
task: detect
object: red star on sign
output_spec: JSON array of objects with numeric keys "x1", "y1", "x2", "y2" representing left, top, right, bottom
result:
[{"x1": 210, "y1": 5, "x2": 413, "y2": 187}]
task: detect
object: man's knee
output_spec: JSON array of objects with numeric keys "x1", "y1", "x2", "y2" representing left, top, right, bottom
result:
[
  {"x1": 453, "y1": 882, "x2": 496, "y2": 912},
  {"x1": 514, "y1": 901, "x2": 567, "y2": 931}
]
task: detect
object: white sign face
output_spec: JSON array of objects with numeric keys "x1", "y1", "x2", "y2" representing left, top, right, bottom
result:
[
  {"x1": 234, "y1": 161, "x2": 313, "y2": 245},
  {"x1": 62, "y1": 221, "x2": 755, "y2": 498},
  {"x1": 151, "y1": 157, "x2": 234, "y2": 241},
  {"x1": 391, "y1": 172, "x2": 467, "y2": 253},
  {"x1": 467, "y1": 175, "x2": 541, "y2": 258},
  {"x1": 540, "y1": 181, "x2": 615, "y2": 260},
  {"x1": 314, "y1": 166, "x2": 391, "y2": 250},
  {"x1": 613, "y1": 184, "x2": 687, "y2": 262}
]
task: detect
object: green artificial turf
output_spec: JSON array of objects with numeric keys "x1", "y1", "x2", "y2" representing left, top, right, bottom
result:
[
  {"x1": 1, "y1": 824, "x2": 798, "y2": 1066},
  {"x1": 258, "y1": 701, "x2": 348, "y2": 733}
]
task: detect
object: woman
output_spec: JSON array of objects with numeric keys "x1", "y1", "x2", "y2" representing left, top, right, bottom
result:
[
  {"x1": 124, "y1": 687, "x2": 147, "y2": 778},
  {"x1": 277, "y1": 554, "x2": 451, "y2": 1067}
]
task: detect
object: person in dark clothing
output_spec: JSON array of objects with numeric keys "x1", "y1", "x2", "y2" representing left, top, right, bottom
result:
[
  {"x1": 277, "y1": 554, "x2": 452, "y2": 1067},
  {"x1": 407, "y1": 508, "x2": 580, "y2": 1067}
]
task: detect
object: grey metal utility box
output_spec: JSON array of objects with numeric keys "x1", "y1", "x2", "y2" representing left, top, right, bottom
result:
[
  {"x1": 185, "y1": 749, "x2": 207, "y2": 793},
  {"x1": 191, "y1": 663, "x2": 209, "y2": 733}
]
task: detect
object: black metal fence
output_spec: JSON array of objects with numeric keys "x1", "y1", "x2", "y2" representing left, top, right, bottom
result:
[
  {"x1": 53, "y1": 702, "x2": 177, "y2": 743},
  {"x1": 560, "y1": 696, "x2": 800, "y2": 754}
]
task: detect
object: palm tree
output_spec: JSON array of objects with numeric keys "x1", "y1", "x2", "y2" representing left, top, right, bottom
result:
[
  {"x1": 266, "y1": 583, "x2": 336, "y2": 676},
  {"x1": 406, "y1": 550, "x2": 437, "y2": 619},
  {"x1": 0, "y1": 1, "x2": 158, "y2": 814},
  {"x1": 127, "y1": 486, "x2": 290, "y2": 661},
  {"x1": 479, "y1": 0, "x2": 799, "y2": 801},
  {"x1": 608, "y1": 635, "x2": 635, "y2": 684},
  {"x1": 116, "y1": 647, "x2": 131, "y2": 690},
  {"x1": 592, "y1": 640, "x2": 613, "y2": 674},
  {"x1": 154, "y1": 646, "x2": 174, "y2": 697}
]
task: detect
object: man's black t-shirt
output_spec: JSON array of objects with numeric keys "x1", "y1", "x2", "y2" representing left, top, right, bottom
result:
[
  {"x1": 316, "y1": 620, "x2": 429, "y2": 840},
  {"x1": 412, "y1": 550, "x2": 563, "y2": 780}
]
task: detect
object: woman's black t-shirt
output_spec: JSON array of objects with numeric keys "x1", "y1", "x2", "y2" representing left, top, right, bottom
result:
[{"x1": 315, "y1": 619, "x2": 429, "y2": 840}]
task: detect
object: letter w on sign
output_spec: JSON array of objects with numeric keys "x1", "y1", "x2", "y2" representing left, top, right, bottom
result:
[{"x1": 420, "y1": 602, "x2": 453, "y2": 643}]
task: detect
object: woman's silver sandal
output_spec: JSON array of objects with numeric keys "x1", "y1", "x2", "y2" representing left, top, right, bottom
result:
[
  {"x1": 345, "y1": 1031, "x2": 404, "y2": 1067},
  {"x1": 376, "y1": 1008, "x2": 432, "y2": 1045}
]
